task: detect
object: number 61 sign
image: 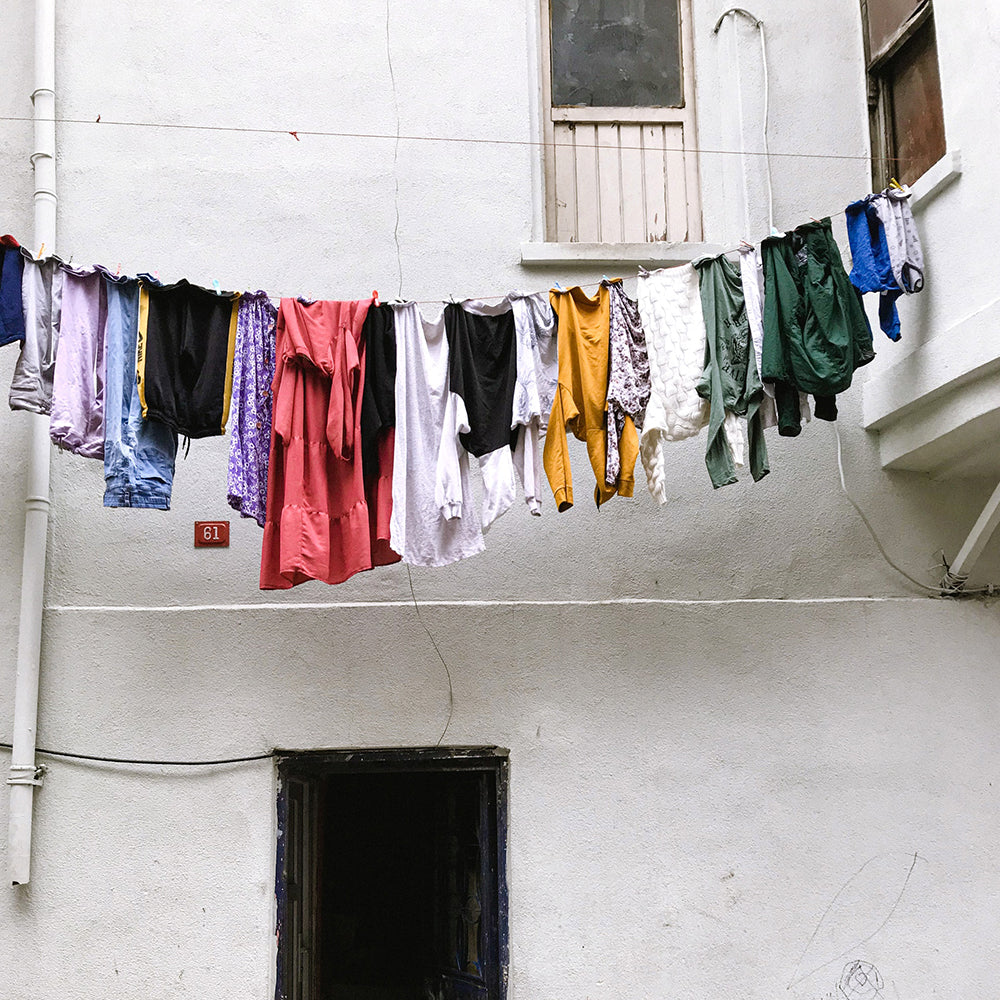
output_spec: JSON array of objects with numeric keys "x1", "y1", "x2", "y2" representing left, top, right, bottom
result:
[{"x1": 194, "y1": 521, "x2": 230, "y2": 547}]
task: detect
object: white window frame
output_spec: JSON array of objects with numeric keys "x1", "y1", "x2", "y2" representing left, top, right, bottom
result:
[{"x1": 536, "y1": 0, "x2": 703, "y2": 247}]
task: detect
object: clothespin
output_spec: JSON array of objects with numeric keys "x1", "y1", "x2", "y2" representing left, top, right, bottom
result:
[
  {"x1": 211, "y1": 278, "x2": 221, "y2": 293},
  {"x1": 115, "y1": 262, "x2": 122, "y2": 276},
  {"x1": 37, "y1": 242, "x2": 45, "y2": 260},
  {"x1": 372, "y1": 289, "x2": 380, "y2": 307},
  {"x1": 889, "y1": 177, "x2": 903, "y2": 191},
  {"x1": 553, "y1": 281, "x2": 564, "y2": 291},
  {"x1": 153, "y1": 270, "x2": 160, "y2": 280},
  {"x1": 739, "y1": 239, "x2": 754, "y2": 251}
]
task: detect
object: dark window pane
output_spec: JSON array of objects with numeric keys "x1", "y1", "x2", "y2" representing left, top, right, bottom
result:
[
  {"x1": 550, "y1": 0, "x2": 682, "y2": 107},
  {"x1": 887, "y1": 20, "x2": 946, "y2": 184},
  {"x1": 865, "y1": 0, "x2": 922, "y2": 54}
]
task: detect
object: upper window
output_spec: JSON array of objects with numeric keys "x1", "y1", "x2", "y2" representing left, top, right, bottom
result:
[
  {"x1": 540, "y1": 0, "x2": 702, "y2": 243},
  {"x1": 861, "y1": 0, "x2": 946, "y2": 187}
]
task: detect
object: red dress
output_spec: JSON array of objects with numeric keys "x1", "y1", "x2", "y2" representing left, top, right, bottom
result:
[{"x1": 260, "y1": 298, "x2": 374, "y2": 588}]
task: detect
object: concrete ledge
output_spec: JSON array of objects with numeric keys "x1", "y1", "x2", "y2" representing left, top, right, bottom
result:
[
  {"x1": 519, "y1": 241, "x2": 723, "y2": 267},
  {"x1": 863, "y1": 294, "x2": 1000, "y2": 477}
]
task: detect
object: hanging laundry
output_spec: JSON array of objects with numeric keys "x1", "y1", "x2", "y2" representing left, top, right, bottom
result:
[
  {"x1": 693, "y1": 254, "x2": 769, "y2": 487},
  {"x1": 603, "y1": 278, "x2": 649, "y2": 492},
  {"x1": 9, "y1": 255, "x2": 63, "y2": 414},
  {"x1": 390, "y1": 302, "x2": 484, "y2": 567},
  {"x1": 509, "y1": 290, "x2": 557, "y2": 516},
  {"x1": 845, "y1": 197, "x2": 903, "y2": 341},
  {"x1": 637, "y1": 264, "x2": 745, "y2": 504},
  {"x1": 359, "y1": 301, "x2": 401, "y2": 567},
  {"x1": 0, "y1": 235, "x2": 26, "y2": 346},
  {"x1": 102, "y1": 269, "x2": 178, "y2": 509},
  {"x1": 873, "y1": 185, "x2": 924, "y2": 294},
  {"x1": 49, "y1": 264, "x2": 106, "y2": 459},
  {"x1": 544, "y1": 283, "x2": 629, "y2": 510},
  {"x1": 261, "y1": 298, "x2": 375, "y2": 589},
  {"x1": 136, "y1": 278, "x2": 240, "y2": 438},
  {"x1": 761, "y1": 218, "x2": 875, "y2": 428},
  {"x1": 442, "y1": 299, "x2": 518, "y2": 528},
  {"x1": 738, "y1": 245, "x2": 812, "y2": 431},
  {"x1": 227, "y1": 291, "x2": 277, "y2": 528}
]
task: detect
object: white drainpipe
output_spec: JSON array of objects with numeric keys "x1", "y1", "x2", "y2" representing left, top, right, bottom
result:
[{"x1": 7, "y1": 0, "x2": 56, "y2": 887}]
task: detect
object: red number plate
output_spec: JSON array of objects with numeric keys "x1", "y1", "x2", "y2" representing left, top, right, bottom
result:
[{"x1": 194, "y1": 521, "x2": 230, "y2": 547}]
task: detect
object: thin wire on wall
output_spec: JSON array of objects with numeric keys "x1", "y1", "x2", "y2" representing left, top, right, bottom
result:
[{"x1": 0, "y1": 112, "x2": 912, "y2": 165}]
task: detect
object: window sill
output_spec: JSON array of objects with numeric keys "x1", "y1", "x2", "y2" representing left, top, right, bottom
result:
[
  {"x1": 520, "y1": 241, "x2": 723, "y2": 268},
  {"x1": 910, "y1": 148, "x2": 961, "y2": 210}
]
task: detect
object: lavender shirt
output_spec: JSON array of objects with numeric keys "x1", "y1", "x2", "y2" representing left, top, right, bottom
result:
[{"x1": 227, "y1": 291, "x2": 277, "y2": 527}]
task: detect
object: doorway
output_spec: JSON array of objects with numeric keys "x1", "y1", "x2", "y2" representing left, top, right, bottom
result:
[{"x1": 276, "y1": 748, "x2": 509, "y2": 1000}]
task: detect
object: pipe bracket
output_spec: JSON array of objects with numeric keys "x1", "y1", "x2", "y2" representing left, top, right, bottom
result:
[{"x1": 7, "y1": 763, "x2": 47, "y2": 787}]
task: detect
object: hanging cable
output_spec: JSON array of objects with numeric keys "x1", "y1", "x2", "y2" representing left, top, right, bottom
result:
[
  {"x1": 0, "y1": 741, "x2": 274, "y2": 767},
  {"x1": 384, "y1": 0, "x2": 403, "y2": 299},
  {"x1": 833, "y1": 423, "x2": 993, "y2": 597},
  {"x1": 758, "y1": 22, "x2": 775, "y2": 232},
  {"x1": 406, "y1": 565, "x2": 455, "y2": 747}
]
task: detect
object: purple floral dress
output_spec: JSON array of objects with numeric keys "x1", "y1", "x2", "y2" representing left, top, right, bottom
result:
[{"x1": 227, "y1": 291, "x2": 277, "y2": 527}]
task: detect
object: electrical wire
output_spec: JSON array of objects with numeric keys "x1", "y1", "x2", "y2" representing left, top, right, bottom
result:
[
  {"x1": 0, "y1": 112, "x2": 914, "y2": 164},
  {"x1": 385, "y1": 0, "x2": 403, "y2": 299},
  {"x1": 0, "y1": 741, "x2": 274, "y2": 767},
  {"x1": 406, "y1": 565, "x2": 455, "y2": 747},
  {"x1": 833, "y1": 422, "x2": 993, "y2": 597}
]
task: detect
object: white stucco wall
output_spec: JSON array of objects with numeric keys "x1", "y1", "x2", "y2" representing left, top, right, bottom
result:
[{"x1": 0, "y1": 2, "x2": 997, "y2": 999}]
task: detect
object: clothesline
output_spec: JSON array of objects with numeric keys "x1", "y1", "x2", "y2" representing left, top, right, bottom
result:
[
  {"x1": 21, "y1": 199, "x2": 864, "y2": 308},
  {"x1": 0, "y1": 113, "x2": 913, "y2": 165},
  {"x1": 0, "y1": 183, "x2": 923, "y2": 595}
]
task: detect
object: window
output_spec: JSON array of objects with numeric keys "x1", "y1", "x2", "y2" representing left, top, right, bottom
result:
[
  {"x1": 861, "y1": 0, "x2": 946, "y2": 187},
  {"x1": 540, "y1": 0, "x2": 702, "y2": 243},
  {"x1": 275, "y1": 748, "x2": 509, "y2": 1000}
]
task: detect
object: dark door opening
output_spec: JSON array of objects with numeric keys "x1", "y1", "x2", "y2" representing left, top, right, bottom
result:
[{"x1": 276, "y1": 748, "x2": 509, "y2": 1000}]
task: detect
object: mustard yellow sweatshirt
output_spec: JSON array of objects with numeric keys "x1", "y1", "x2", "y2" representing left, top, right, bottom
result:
[{"x1": 543, "y1": 285, "x2": 637, "y2": 510}]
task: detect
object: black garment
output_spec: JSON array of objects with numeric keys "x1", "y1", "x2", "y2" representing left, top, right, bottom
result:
[
  {"x1": 760, "y1": 218, "x2": 875, "y2": 432},
  {"x1": 360, "y1": 303, "x2": 397, "y2": 483},
  {"x1": 136, "y1": 279, "x2": 239, "y2": 438},
  {"x1": 444, "y1": 302, "x2": 517, "y2": 457}
]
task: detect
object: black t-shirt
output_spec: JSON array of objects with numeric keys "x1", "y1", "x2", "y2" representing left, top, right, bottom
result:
[
  {"x1": 444, "y1": 303, "x2": 517, "y2": 458},
  {"x1": 137, "y1": 279, "x2": 239, "y2": 438},
  {"x1": 360, "y1": 303, "x2": 397, "y2": 482}
]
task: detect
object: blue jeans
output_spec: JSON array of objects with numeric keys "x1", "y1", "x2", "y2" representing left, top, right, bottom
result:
[{"x1": 102, "y1": 271, "x2": 177, "y2": 509}]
